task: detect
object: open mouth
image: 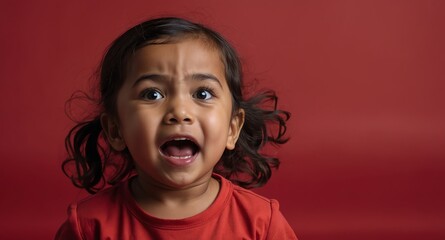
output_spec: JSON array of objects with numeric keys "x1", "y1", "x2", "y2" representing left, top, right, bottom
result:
[{"x1": 160, "y1": 138, "x2": 200, "y2": 159}]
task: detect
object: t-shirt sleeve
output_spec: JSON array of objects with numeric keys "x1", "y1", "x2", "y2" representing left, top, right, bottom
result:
[
  {"x1": 266, "y1": 200, "x2": 298, "y2": 240},
  {"x1": 54, "y1": 204, "x2": 83, "y2": 240}
]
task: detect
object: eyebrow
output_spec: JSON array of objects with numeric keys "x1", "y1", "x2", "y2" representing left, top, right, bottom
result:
[
  {"x1": 189, "y1": 73, "x2": 223, "y2": 88},
  {"x1": 133, "y1": 74, "x2": 167, "y2": 87},
  {"x1": 133, "y1": 73, "x2": 223, "y2": 88}
]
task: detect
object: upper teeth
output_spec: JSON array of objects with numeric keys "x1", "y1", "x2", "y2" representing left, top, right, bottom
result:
[
  {"x1": 174, "y1": 138, "x2": 188, "y2": 141},
  {"x1": 170, "y1": 155, "x2": 193, "y2": 159}
]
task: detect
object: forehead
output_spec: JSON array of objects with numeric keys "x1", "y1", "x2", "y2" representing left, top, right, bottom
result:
[{"x1": 126, "y1": 38, "x2": 226, "y2": 82}]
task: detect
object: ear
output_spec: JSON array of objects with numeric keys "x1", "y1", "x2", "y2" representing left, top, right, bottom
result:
[
  {"x1": 226, "y1": 108, "x2": 245, "y2": 150},
  {"x1": 100, "y1": 113, "x2": 126, "y2": 151}
]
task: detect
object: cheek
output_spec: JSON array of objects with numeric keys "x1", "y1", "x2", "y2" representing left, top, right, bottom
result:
[
  {"x1": 202, "y1": 109, "x2": 232, "y2": 142},
  {"x1": 120, "y1": 115, "x2": 159, "y2": 168},
  {"x1": 119, "y1": 108, "x2": 157, "y2": 146}
]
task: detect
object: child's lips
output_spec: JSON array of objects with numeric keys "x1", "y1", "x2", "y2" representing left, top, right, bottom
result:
[{"x1": 159, "y1": 135, "x2": 200, "y2": 166}]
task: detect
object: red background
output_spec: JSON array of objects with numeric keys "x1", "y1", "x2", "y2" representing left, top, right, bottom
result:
[{"x1": 1, "y1": 0, "x2": 444, "y2": 239}]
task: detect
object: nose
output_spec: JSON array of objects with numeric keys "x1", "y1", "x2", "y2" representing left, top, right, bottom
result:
[{"x1": 162, "y1": 97, "x2": 194, "y2": 125}]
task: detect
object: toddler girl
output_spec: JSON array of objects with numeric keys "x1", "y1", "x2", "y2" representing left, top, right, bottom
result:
[{"x1": 56, "y1": 17, "x2": 297, "y2": 240}]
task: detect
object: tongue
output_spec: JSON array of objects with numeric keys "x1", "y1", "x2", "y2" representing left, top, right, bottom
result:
[{"x1": 162, "y1": 141, "x2": 195, "y2": 157}]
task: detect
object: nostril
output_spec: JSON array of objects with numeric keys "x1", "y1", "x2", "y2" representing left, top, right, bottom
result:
[
  {"x1": 169, "y1": 117, "x2": 179, "y2": 123},
  {"x1": 164, "y1": 113, "x2": 193, "y2": 124}
]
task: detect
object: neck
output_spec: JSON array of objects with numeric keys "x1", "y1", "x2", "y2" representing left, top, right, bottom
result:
[{"x1": 131, "y1": 174, "x2": 220, "y2": 219}]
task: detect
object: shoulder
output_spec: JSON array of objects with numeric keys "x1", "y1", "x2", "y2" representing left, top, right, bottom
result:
[
  {"x1": 55, "y1": 181, "x2": 130, "y2": 240},
  {"x1": 219, "y1": 177, "x2": 298, "y2": 239},
  {"x1": 229, "y1": 183, "x2": 285, "y2": 227},
  {"x1": 73, "y1": 181, "x2": 127, "y2": 218},
  {"x1": 231, "y1": 184, "x2": 277, "y2": 208},
  {"x1": 218, "y1": 174, "x2": 275, "y2": 210},
  {"x1": 219, "y1": 177, "x2": 273, "y2": 223}
]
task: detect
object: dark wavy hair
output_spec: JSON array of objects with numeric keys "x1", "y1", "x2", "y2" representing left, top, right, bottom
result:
[{"x1": 63, "y1": 17, "x2": 290, "y2": 194}]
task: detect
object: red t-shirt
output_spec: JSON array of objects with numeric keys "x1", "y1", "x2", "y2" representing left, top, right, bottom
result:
[{"x1": 55, "y1": 174, "x2": 297, "y2": 239}]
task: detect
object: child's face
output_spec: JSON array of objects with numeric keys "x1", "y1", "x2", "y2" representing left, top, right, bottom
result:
[{"x1": 103, "y1": 38, "x2": 244, "y2": 189}]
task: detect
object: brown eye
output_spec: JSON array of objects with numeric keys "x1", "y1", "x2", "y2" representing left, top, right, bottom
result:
[
  {"x1": 193, "y1": 88, "x2": 213, "y2": 100},
  {"x1": 141, "y1": 88, "x2": 164, "y2": 100}
]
